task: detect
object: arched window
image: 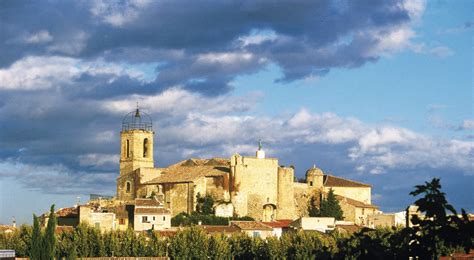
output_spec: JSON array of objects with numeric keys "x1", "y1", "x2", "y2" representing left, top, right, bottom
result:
[
  {"x1": 143, "y1": 138, "x2": 148, "y2": 158},
  {"x1": 126, "y1": 139, "x2": 130, "y2": 158},
  {"x1": 126, "y1": 182, "x2": 131, "y2": 193}
]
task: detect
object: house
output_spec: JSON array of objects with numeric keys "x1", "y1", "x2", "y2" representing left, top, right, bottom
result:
[
  {"x1": 133, "y1": 198, "x2": 171, "y2": 231},
  {"x1": 262, "y1": 219, "x2": 293, "y2": 238},
  {"x1": 230, "y1": 221, "x2": 273, "y2": 239},
  {"x1": 79, "y1": 205, "x2": 116, "y2": 232},
  {"x1": 0, "y1": 225, "x2": 15, "y2": 235},
  {"x1": 111, "y1": 205, "x2": 130, "y2": 231},
  {"x1": 336, "y1": 195, "x2": 380, "y2": 226},
  {"x1": 290, "y1": 217, "x2": 336, "y2": 233}
]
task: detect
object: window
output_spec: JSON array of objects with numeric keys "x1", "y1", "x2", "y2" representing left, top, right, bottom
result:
[
  {"x1": 126, "y1": 182, "x2": 131, "y2": 193},
  {"x1": 163, "y1": 216, "x2": 166, "y2": 221},
  {"x1": 126, "y1": 139, "x2": 130, "y2": 158},
  {"x1": 119, "y1": 218, "x2": 125, "y2": 225},
  {"x1": 252, "y1": 231, "x2": 260, "y2": 238},
  {"x1": 143, "y1": 138, "x2": 148, "y2": 158},
  {"x1": 153, "y1": 216, "x2": 155, "y2": 221},
  {"x1": 310, "y1": 181, "x2": 313, "y2": 186},
  {"x1": 142, "y1": 216, "x2": 148, "y2": 223}
]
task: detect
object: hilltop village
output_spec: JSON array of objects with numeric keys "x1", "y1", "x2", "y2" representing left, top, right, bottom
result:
[{"x1": 38, "y1": 108, "x2": 412, "y2": 235}]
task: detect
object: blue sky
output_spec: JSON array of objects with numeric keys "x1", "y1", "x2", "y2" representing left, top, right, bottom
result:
[{"x1": 0, "y1": 0, "x2": 472, "y2": 225}]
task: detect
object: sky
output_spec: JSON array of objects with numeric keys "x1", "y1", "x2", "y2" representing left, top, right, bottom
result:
[{"x1": 0, "y1": 0, "x2": 472, "y2": 225}]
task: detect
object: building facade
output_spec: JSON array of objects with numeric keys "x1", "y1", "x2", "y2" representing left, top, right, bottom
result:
[{"x1": 116, "y1": 108, "x2": 379, "y2": 222}]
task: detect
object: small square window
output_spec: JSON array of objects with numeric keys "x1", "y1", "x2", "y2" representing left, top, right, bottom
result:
[
  {"x1": 153, "y1": 216, "x2": 155, "y2": 221},
  {"x1": 142, "y1": 216, "x2": 148, "y2": 223},
  {"x1": 163, "y1": 216, "x2": 166, "y2": 221}
]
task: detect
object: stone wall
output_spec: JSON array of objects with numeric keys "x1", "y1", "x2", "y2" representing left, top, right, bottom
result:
[
  {"x1": 324, "y1": 186, "x2": 371, "y2": 204},
  {"x1": 116, "y1": 171, "x2": 138, "y2": 201},
  {"x1": 120, "y1": 130, "x2": 154, "y2": 176},
  {"x1": 205, "y1": 176, "x2": 229, "y2": 202},
  {"x1": 277, "y1": 167, "x2": 296, "y2": 219},
  {"x1": 293, "y1": 182, "x2": 318, "y2": 218},
  {"x1": 163, "y1": 183, "x2": 193, "y2": 216},
  {"x1": 79, "y1": 206, "x2": 116, "y2": 232},
  {"x1": 230, "y1": 154, "x2": 279, "y2": 220},
  {"x1": 338, "y1": 199, "x2": 357, "y2": 222}
]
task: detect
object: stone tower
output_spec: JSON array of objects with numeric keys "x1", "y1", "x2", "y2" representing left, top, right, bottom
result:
[
  {"x1": 119, "y1": 107, "x2": 154, "y2": 176},
  {"x1": 306, "y1": 165, "x2": 324, "y2": 189}
]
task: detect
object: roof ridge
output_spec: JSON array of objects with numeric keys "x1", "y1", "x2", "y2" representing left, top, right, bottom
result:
[{"x1": 324, "y1": 174, "x2": 371, "y2": 187}]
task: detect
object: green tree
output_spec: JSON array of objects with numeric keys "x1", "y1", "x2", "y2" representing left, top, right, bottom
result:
[
  {"x1": 409, "y1": 178, "x2": 473, "y2": 258},
  {"x1": 319, "y1": 189, "x2": 344, "y2": 220},
  {"x1": 196, "y1": 193, "x2": 214, "y2": 214},
  {"x1": 169, "y1": 226, "x2": 209, "y2": 258},
  {"x1": 42, "y1": 205, "x2": 57, "y2": 260},
  {"x1": 30, "y1": 214, "x2": 42, "y2": 260},
  {"x1": 208, "y1": 234, "x2": 231, "y2": 259}
]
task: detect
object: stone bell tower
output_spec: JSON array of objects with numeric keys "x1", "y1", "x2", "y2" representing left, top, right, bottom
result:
[{"x1": 119, "y1": 107, "x2": 154, "y2": 176}]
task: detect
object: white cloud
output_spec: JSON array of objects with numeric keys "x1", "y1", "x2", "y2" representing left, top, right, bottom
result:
[
  {"x1": 427, "y1": 46, "x2": 454, "y2": 58},
  {"x1": 0, "y1": 56, "x2": 82, "y2": 90},
  {"x1": 102, "y1": 88, "x2": 260, "y2": 116},
  {"x1": 78, "y1": 153, "x2": 119, "y2": 167},
  {"x1": 237, "y1": 30, "x2": 277, "y2": 47},
  {"x1": 149, "y1": 106, "x2": 473, "y2": 175},
  {"x1": 459, "y1": 119, "x2": 474, "y2": 131},
  {"x1": 197, "y1": 52, "x2": 260, "y2": 65},
  {"x1": 47, "y1": 31, "x2": 89, "y2": 55},
  {"x1": 0, "y1": 56, "x2": 153, "y2": 90},
  {"x1": 22, "y1": 30, "x2": 53, "y2": 44},
  {"x1": 90, "y1": 0, "x2": 152, "y2": 27}
]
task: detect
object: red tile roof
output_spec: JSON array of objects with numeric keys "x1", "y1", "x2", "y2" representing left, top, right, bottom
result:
[
  {"x1": 336, "y1": 195, "x2": 379, "y2": 209},
  {"x1": 145, "y1": 158, "x2": 230, "y2": 184},
  {"x1": 55, "y1": 207, "x2": 78, "y2": 217},
  {"x1": 262, "y1": 219, "x2": 293, "y2": 228},
  {"x1": 231, "y1": 221, "x2": 273, "y2": 231},
  {"x1": 324, "y1": 175, "x2": 371, "y2": 187},
  {"x1": 200, "y1": 225, "x2": 240, "y2": 234}
]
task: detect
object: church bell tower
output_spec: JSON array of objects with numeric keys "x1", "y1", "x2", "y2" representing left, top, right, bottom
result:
[{"x1": 119, "y1": 107, "x2": 154, "y2": 176}]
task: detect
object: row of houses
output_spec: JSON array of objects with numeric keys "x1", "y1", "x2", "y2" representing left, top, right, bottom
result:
[{"x1": 41, "y1": 198, "x2": 171, "y2": 233}]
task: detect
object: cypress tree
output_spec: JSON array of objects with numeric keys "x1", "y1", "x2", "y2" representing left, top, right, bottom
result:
[
  {"x1": 319, "y1": 189, "x2": 344, "y2": 220},
  {"x1": 30, "y1": 214, "x2": 42, "y2": 260},
  {"x1": 43, "y1": 204, "x2": 57, "y2": 260}
]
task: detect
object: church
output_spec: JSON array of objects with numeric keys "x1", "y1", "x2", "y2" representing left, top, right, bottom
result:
[{"x1": 116, "y1": 108, "x2": 379, "y2": 225}]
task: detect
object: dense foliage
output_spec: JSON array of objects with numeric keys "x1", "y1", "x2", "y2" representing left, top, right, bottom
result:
[
  {"x1": 171, "y1": 212, "x2": 254, "y2": 226},
  {"x1": 308, "y1": 189, "x2": 344, "y2": 220},
  {"x1": 195, "y1": 193, "x2": 215, "y2": 215},
  {"x1": 0, "y1": 178, "x2": 472, "y2": 259}
]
